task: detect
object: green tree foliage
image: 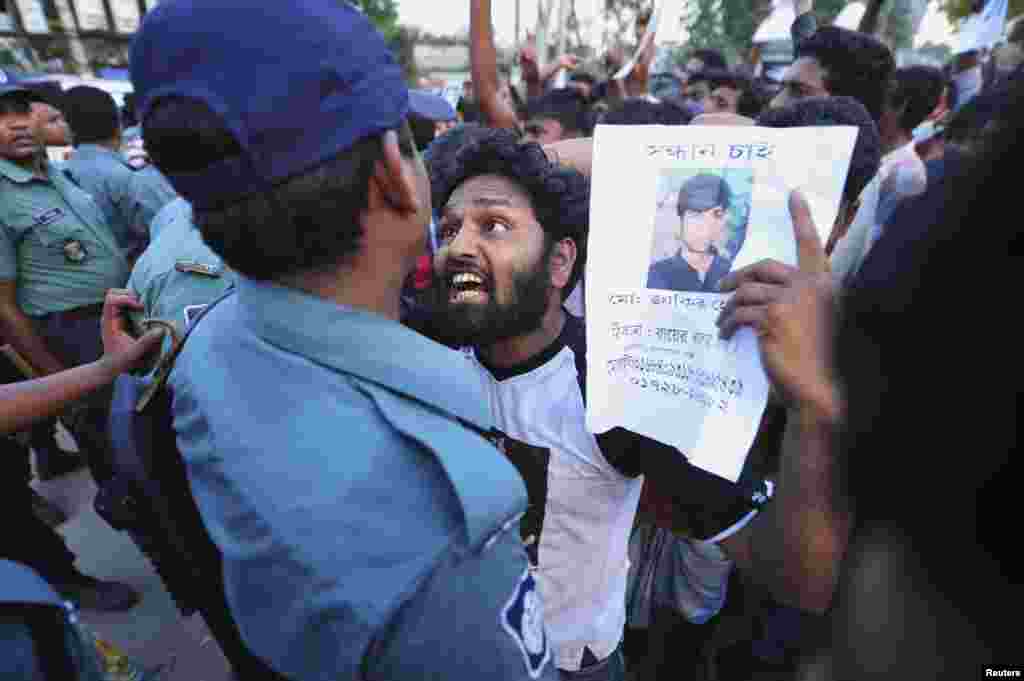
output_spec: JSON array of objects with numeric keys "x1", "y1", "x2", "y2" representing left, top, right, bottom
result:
[{"x1": 350, "y1": 0, "x2": 401, "y2": 42}]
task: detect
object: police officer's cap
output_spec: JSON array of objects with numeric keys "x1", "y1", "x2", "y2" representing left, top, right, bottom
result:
[
  {"x1": 0, "y1": 84, "x2": 52, "y2": 107},
  {"x1": 677, "y1": 173, "x2": 732, "y2": 214},
  {"x1": 130, "y1": 0, "x2": 410, "y2": 210}
]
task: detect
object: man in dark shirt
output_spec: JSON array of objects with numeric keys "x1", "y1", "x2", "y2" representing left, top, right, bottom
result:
[{"x1": 647, "y1": 173, "x2": 733, "y2": 293}]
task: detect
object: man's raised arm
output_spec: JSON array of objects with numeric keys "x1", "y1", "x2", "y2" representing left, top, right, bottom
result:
[{"x1": 470, "y1": 0, "x2": 521, "y2": 130}]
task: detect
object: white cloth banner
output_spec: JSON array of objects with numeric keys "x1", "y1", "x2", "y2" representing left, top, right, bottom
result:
[
  {"x1": 752, "y1": 4, "x2": 796, "y2": 43},
  {"x1": 585, "y1": 125, "x2": 856, "y2": 482},
  {"x1": 109, "y1": 0, "x2": 141, "y2": 33},
  {"x1": 955, "y1": 0, "x2": 1009, "y2": 54},
  {"x1": 14, "y1": 0, "x2": 49, "y2": 33},
  {"x1": 72, "y1": 0, "x2": 109, "y2": 30}
]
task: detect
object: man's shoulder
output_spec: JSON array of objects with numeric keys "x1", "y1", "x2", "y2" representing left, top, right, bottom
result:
[{"x1": 647, "y1": 254, "x2": 679, "y2": 283}]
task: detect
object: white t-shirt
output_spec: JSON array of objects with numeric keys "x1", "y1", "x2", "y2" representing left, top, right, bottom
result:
[{"x1": 462, "y1": 315, "x2": 762, "y2": 671}]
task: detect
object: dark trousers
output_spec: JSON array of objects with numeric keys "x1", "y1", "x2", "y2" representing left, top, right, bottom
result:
[
  {"x1": 639, "y1": 606, "x2": 717, "y2": 681},
  {"x1": 0, "y1": 437, "x2": 78, "y2": 585},
  {"x1": 32, "y1": 310, "x2": 115, "y2": 484}
]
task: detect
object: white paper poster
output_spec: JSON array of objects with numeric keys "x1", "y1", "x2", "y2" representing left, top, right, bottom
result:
[
  {"x1": 72, "y1": 0, "x2": 109, "y2": 30},
  {"x1": 109, "y1": 0, "x2": 141, "y2": 32},
  {"x1": 586, "y1": 125, "x2": 856, "y2": 482},
  {"x1": 15, "y1": 0, "x2": 49, "y2": 33}
]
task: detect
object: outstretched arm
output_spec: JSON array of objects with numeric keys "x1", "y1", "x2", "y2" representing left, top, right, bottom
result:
[
  {"x1": 0, "y1": 290, "x2": 164, "y2": 434},
  {"x1": 470, "y1": 0, "x2": 521, "y2": 130}
]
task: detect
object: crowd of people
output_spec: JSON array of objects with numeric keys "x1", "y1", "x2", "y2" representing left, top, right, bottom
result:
[{"x1": 0, "y1": 0, "x2": 1020, "y2": 679}]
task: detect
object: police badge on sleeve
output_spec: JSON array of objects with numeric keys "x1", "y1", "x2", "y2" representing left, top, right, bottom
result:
[{"x1": 502, "y1": 568, "x2": 551, "y2": 679}]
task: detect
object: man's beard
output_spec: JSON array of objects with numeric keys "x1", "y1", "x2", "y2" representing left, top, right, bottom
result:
[{"x1": 431, "y1": 255, "x2": 553, "y2": 349}]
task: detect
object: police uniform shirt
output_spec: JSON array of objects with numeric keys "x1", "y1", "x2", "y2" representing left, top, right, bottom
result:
[
  {"x1": 169, "y1": 277, "x2": 558, "y2": 681},
  {"x1": 462, "y1": 314, "x2": 762, "y2": 672},
  {"x1": 0, "y1": 157, "x2": 129, "y2": 316},
  {"x1": 127, "y1": 200, "x2": 232, "y2": 340},
  {"x1": 646, "y1": 249, "x2": 732, "y2": 293},
  {"x1": 146, "y1": 196, "x2": 190, "y2": 241},
  {"x1": 129, "y1": 165, "x2": 178, "y2": 227},
  {"x1": 63, "y1": 144, "x2": 164, "y2": 257}
]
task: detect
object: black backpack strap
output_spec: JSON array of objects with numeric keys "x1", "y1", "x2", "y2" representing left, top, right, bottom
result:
[{"x1": 135, "y1": 288, "x2": 236, "y2": 412}]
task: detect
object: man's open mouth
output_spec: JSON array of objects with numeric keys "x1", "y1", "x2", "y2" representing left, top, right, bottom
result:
[{"x1": 448, "y1": 271, "x2": 489, "y2": 303}]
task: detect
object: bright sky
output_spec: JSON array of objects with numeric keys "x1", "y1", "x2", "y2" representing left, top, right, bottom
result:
[
  {"x1": 396, "y1": 0, "x2": 604, "y2": 47},
  {"x1": 396, "y1": 0, "x2": 957, "y2": 49}
]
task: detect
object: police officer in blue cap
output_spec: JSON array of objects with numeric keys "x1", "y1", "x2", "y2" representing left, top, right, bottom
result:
[
  {"x1": 130, "y1": 2, "x2": 557, "y2": 679},
  {"x1": 647, "y1": 173, "x2": 735, "y2": 293}
]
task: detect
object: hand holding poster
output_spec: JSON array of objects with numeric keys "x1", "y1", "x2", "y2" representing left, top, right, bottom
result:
[{"x1": 585, "y1": 125, "x2": 856, "y2": 482}]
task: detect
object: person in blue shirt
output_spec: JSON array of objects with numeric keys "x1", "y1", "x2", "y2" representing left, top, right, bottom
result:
[
  {"x1": 130, "y1": 2, "x2": 558, "y2": 680},
  {"x1": 61, "y1": 86, "x2": 171, "y2": 263}
]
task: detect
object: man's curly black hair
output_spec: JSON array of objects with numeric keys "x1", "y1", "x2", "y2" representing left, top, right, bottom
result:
[
  {"x1": 757, "y1": 96, "x2": 881, "y2": 206},
  {"x1": 430, "y1": 128, "x2": 590, "y2": 299},
  {"x1": 795, "y1": 26, "x2": 894, "y2": 123},
  {"x1": 888, "y1": 65, "x2": 945, "y2": 133},
  {"x1": 600, "y1": 98, "x2": 693, "y2": 126}
]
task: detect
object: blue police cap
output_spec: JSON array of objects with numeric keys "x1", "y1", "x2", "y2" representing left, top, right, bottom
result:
[
  {"x1": 678, "y1": 173, "x2": 732, "y2": 213},
  {"x1": 130, "y1": 0, "x2": 409, "y2": 210},
  {"x1": 409, "y1": 90, "x2": 456, "y2": 122}
]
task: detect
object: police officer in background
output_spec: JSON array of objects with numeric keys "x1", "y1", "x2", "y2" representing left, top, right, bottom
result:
[
  {"x1": 61, "y1": 86, "x2": 170, "y2": 264},
  {"x1": 0, "y1": 85, "x2": 130, "y2": 487},
  {"x1": 0, "y1": 84, "x2": 140, "y2": 611},
  {"x1": 131, "y1": 2, "x2": 557, "y2": 679}
]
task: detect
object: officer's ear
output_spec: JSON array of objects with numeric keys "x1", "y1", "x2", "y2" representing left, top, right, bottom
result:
[{"x1": 369, "y1": 130, "x2": 423, "y2": 217}]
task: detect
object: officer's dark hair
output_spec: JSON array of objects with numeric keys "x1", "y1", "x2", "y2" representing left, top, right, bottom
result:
[
  {"x1": 526, "y1": 89, "x2": 591, "y2": 136},
  {"x1": 142, "y1": 97, "x2": 415, "y2": 281},
  {"x1": 887, "y1": 65, "x2": 945, "y2": 132},
  {"x1": 63, "y1": 85, "x2": 120, "y2": 145},
  {"x1": 600, "y1": 98, "x2": 693, "y2": 125},
  {"x1": 758, "y1": 96, "x2": 881, "y2": 206},
  {"x1": 0, "y1": 95, "x2": 32, "y2": 117},
  {"x1": 430, "y1": 128, "x2": 589, "y2": 298},
  {"x1": 795, "y1": 26, "x2": 895, "y2": 123},
  {"x1": 690, "y1": 48, "x2": 729, "y2": 71}
]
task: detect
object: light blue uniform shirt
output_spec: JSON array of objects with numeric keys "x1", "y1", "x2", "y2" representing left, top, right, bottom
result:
[
  {"x1": 129, "y1": 165, "x2": 177, "y2": 223},
  {"x1": 127, "y1": 200, "x2": 232, "y2": 352},
  {"x1": 63, "y1": 144, "x2": 165, "y2": 259},
  {"x1": 146, "y1": 196, "x2": 191, "y2": 242},
  {"x1": 0, "y1": 157, "x2": 129, "y2": 315},
  {"x1": 170, "y1": 278, "x2": 557, "y2": 681}
]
